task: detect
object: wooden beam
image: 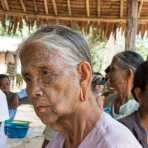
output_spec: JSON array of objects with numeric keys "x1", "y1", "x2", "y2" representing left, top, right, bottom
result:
[
  {"x1": 19, "y1": 0, "x2": 26, "y2": 12},
  {"x1": 120, "y1": 0, "x2": 124, "y2": 18},
  {"x1": 97, "y1": 0, "x2": 101, "y2": 17},
  {"x1": 125, "y1": 0, "x2": 138, "y2": 51},
  {"x1": 33, "y1": 0, "x2": 38, "y2": 12},
  {"x1": 0, "y1": 11, "x2": 126, "y2": 22},
  {"x1": 0, "y1": 0, "x2": 5, "y2": 10},
  {"x1": 51, "y1": 0, "x2": 58, "y2": 16},
  {"x1": 44, "y1": 0, "x2": 49, "y2": 15},
  {"x1": 2, "y1": 10, "x2": 148, "y2": 24},
  {"x1": 67, "y1": 0, "x2": 71, "y2": 16},
  {"x1": 138, "y1": 0, "x2": 144, "y2": 17},
  {"x1": 4, "y1": 0, "x2": 9, "y2": 11},
  {"x1": 111, "y1": 0, "x2": 148, "y2": 1},
  {"x1": 0, "y1": 0, "x2": 9, "y2": 11},
  {"x1": 86, "y1": 0, "x2": 90, "y2": 17}
]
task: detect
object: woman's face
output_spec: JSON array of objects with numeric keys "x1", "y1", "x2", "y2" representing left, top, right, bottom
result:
[
  {"x1": 108, "y1": 57, "x2": 128, "y2": 94},
  {"x1": 141, "y1": 86, "x2": 148, "y2": 112},
  {"x1": 0, "y1": 78, "x2": 10, "y2": 92},
  {"x1": 20, "y1": 43, "x2": 81, "y2": 129},
  {"x1": 135, "y1": 85, "x2": 148, "y2": 112}
]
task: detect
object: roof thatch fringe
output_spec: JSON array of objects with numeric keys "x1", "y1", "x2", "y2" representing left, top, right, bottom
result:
[{"x1": 0, "y1": 14, "x2": 147, "y2": 39}]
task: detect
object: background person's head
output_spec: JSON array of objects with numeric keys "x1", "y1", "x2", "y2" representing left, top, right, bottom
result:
[
  {"x1": 92, "y1": 72, "x2": 106, "y2": 110},
  {"x1": 0, "y1": 74, "x2": 10, "y2": 92},
  {"x1": 132, "y1": 61, "x2": 148, "y2": 114},
  {"x1": 107, "y1": 51, "x2": 144, "y2": 100},
  {"x1": 19, "y1": 25, "x2": 96, "y2": 130},
  {"x1": 92, "y1": 72, "x2": 106, "y2": 94}
]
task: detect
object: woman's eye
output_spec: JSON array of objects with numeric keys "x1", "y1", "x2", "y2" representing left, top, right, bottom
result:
[
  {"x1": 24, "y1": 76, "x2": 32, "y2": 83},
  {"x1": 110, "y1": 66, "x2": 114, "y2": 71}
]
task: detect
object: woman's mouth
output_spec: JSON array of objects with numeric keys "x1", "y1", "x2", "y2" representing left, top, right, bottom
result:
[{"x1": 36, "y1": 106, "x2": 50, "y2": 113}]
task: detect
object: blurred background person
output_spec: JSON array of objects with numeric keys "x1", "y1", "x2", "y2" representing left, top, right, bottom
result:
[
  {"x1": 0, "y1": 88, "x2": 9, "y2": 148},
  {"x1": 105, "y1": 51, "x2": 144, "y2": 119},
  {"x1": 120, "y1": 61, "x2": 148, "y2": 148},
  {"x1": 0, "y1": 74, "x2": 19, "y2": 119}
]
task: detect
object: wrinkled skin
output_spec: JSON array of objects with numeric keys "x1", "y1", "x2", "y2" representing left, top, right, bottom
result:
[
  {"x1": 108, "y1": 57, "x2": 128, "y2": 94},
  {"x1": 107, "y1": 57, "x2": 133, "y2": 113},
  {"x1": 21, "y1": 42, "x2": 81, "y2": 129},
  {"x1": 20, "y1": 42, "x2": 101, "y2": 148}
]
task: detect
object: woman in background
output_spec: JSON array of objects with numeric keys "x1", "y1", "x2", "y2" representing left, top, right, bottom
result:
[
  {"x1": 0, "y1": 74, "x2": 19, "y2": 119},
  {"x1": 0, "y1": 89, "x2": 9, "y2": 148},
  {"x1": 107, "y1": 51, "x2": 144, "y2": 119},
  {"x1": 120, "y1": 61, "x2": 148, "y2": 148}
]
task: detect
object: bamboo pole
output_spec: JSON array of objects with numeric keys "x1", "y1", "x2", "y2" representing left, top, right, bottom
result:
[{"x1": 125, "y1": 0, "x2": 138, "y2": 51}]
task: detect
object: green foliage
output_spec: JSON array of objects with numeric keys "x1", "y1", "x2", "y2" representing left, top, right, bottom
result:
[
  {"x1": 90, "y1": 41, "x2": 107, "y2": 72},
  {"x1": 0, "y1": 21, "x2": 37, "y2": 37},
  {"x1": 136, "y1": 38, "x2": 148, "y2": 60}
]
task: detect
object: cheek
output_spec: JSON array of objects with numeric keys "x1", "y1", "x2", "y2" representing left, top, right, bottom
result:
[
  {"x1": 110, "y1": 72, "x2": 122, "y2": 85},
  {"x1": 53, "y1": 77, "x2": 80, "y2": 115},
  {"x1": 109, "y1": 72, "x2": 117, "y2": 87}
]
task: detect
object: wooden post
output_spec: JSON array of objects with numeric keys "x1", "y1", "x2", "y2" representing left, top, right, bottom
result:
[{"x1": 125, "y1": 0, "x2": 138, "y2": 51}]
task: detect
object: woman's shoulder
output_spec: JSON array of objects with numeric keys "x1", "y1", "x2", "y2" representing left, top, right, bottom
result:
[{"x1": 119, "y1": 111, "x2": 138, "y2": 129}]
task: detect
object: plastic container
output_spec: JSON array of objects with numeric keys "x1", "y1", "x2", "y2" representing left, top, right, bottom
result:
[{"x1": 4, "y1": 120, "x2": 30, "y2": 138}]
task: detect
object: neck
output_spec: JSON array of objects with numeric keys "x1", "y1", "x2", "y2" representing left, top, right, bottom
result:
[{"x1": 60, "y1": 97, "x2": 102, "y2": 148}]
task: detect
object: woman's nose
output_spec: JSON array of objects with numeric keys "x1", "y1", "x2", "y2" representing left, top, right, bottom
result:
[{"x1": 30, "y1": 81, "x2": 43, "y2": 98}]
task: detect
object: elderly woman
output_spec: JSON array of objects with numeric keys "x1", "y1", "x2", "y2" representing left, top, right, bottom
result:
[
  {"x1": 106, "y1": 51, "x2": 144, "y2": 119},
  {"x1": 19, "y1": 25, "x2": 142, "y2": 148},
  {"x1": 120, "y1": 61, "x2": 148, "y2": 148}
]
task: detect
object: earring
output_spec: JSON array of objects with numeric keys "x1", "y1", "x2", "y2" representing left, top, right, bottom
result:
[{"x1": 80, "y1": 88, "x2": 85, "y2": 101}]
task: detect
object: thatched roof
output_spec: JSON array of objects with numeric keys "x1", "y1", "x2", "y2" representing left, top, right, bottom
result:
[{"x1": 0, "y1": 0, "x2": 148, "y2": 37}]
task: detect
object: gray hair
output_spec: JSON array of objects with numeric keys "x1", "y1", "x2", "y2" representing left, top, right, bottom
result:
[
  {"x1": 19, "y1": 25, "x2": 92, "y2": 66},
  {"x1": 114, "y1": 51, "x2": 144, "y2": 72}
]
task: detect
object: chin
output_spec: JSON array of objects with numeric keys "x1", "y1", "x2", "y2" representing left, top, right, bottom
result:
[
  {"x1": 44, "y1": 115, "x2": 59, "y2": 126},
  {"x1": 50, "y1": 122, "x2": 64, "y2": 133}
]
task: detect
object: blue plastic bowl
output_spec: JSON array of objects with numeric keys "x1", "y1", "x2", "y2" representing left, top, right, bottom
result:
[{"x1": 4, "y1": 120, "x2": 29, "y2": 138}]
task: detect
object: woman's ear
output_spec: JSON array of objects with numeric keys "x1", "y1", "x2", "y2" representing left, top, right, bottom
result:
[
  {"x1": 126, "y1": 69, "x2": 134, "y2": 97},
  {"x1": 77, "y1": 61, "x2": 92, "y2": 101}
]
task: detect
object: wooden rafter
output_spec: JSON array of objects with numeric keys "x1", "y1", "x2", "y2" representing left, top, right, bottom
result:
[
  {"x1": 44, "y1": 0, "x2": 49, "y2": 15},
  {"x1": 120, "y1": 0, "x2": 124, "y2": 18},
  {"x1": 138, "y1": 0, "x2": 144, "y2": 17},
  {"x1": 0, "y1": 0, "x2": 9, "y2": 11},
  {"x1": 0, "y1": 11, "x2": 126, "y2": 23},
  {"x1": 4, "y1": 0, "x2": 9, "y2": 11},
  {"x1": 2, "y1": 11, "x2": 148, "y2": 24},
  {"x1": 67, "y1": 0, "x2": 71, "y2": 16},
  {"x1": 111, "y1": 0, "x2": 147, "y2": 1},
  {"x1": 97, "y1": 0, "x2": 101, "y2": 17},
  {"x1": 19, "y1": 0, "x2": 26, "y2": 12},
  {"x1": 33, "y1": 0, "x2": 38, "y2": 12},
  {"x1": 86, "y1": 0, "x2": 90, "y2": 17},
  {"x1": 0, "y1": 0, "x2": 5, "y2": 10},
  {"x1": 51, "y1": 0, "x2": 58, "y2": 16}
]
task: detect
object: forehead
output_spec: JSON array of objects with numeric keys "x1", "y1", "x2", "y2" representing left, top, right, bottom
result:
[{"x1": 20, "y1": 42, "x2": 66, "y2": 71}]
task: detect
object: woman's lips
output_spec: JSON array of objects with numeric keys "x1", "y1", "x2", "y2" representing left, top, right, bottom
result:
[{"x1": 36, "y1": 106, "x2": 50, "y2": 113}]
